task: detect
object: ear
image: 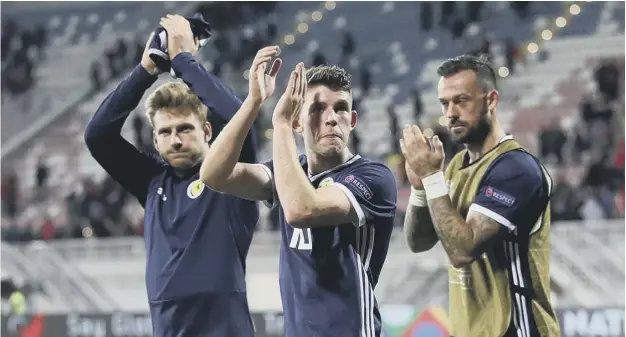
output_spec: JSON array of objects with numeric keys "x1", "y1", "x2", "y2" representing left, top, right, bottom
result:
[
  {"x1": 350, "y1": 110, "x2": 358, "y2": 129},
  {"x1": 204, "y1": 122, "x2": 213, "y2": 143},
  {"x1": 487, "y1": 90, "x2": 499, "y2": 114}
]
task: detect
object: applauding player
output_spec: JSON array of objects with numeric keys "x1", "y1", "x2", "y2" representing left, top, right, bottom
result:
[
  {"x1": 200, "y1": 62, "x2": 397, "y2": 337},
  {"x1": 401, "y1": 55, "x2": 560, "y2": 337},
  {"x1": 85, "y1": 15, "x2": 263, "y2": 337}
]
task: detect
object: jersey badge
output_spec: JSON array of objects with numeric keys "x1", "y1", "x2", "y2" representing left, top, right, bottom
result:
[
  {"x1": 318, "y1": 177, "x2": 334, "y2": 188},
  {"x1": 187, "y1": 179, "x2": 205, "y2": 199}
]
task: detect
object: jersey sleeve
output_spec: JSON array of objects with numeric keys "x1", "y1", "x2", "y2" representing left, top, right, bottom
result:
[
  {"x1": 469, "y1": 151, "x2": 550, "y2": 232},
  {"x1": 331, "y1": 162, "x2": 398, "y2": 227},
  {"x1": 257, "y1": 159, "x2": 278, "y2": 209}
]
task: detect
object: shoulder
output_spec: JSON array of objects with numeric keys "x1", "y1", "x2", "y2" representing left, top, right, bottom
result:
[
  {"x1": 341, "y1": 158, "x2": 397, "y2": 196},
  {"x1": 489, "y1": 149, "x2": 543, "y2": 179},
  {"x1": 485, "y1": 149, "x2": 545, "y2": 185}
]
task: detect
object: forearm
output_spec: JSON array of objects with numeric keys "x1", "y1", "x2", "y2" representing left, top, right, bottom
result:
[
  {"x1": 171, "y1": 52, "x2": 258, "y2": 163},
  {"x1": 85, "y1": 65, "x2": 157, "y2": 144},
  {"x1": 427, "y1": 196, "x2": 475, "y2": 266},
  {"x1": 171, "y1": 52, "x2": 241, "y2": 120},
  {"x1": 272, "y1": 123, "x2": 317, "y2": 221},
  {"x1": 200, "y1": 98, "x2": 260, "y2": 187},
  {"x1": 403, "y1": 203, "x2": 438, "y2": 252}
]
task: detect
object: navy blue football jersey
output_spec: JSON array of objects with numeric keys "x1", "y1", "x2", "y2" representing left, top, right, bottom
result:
[
  {"x1": 85, "y1": 54, "x2": 259, "y2": 337},
  {"x1": 259, "y1": 154, "x2": 397, "y2": 337}
]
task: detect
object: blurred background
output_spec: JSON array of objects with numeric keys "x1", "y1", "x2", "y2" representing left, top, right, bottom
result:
[{"x1": 0, "y1": 1, "x2": 624, "y2": 336}]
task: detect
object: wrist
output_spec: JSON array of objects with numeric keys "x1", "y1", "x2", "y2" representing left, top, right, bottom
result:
[
  {"x1": 272, "y1": 117, "x2": 292, "y2": 129},
  {"x1": 242, "y1": 96, "x2": 262, "y2": 113},
  {"x1": 421, "y1": 171, "x2": 449, "y2": 200},
  {"x1": 409, "y1": 187, "x2": 427, "y2": 207},
  {"x1": 140, "y1": 62, "x2": 160, "y2": 76}
]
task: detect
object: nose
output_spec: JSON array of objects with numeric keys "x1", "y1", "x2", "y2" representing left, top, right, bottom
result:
[
  {"x1": 171, "y1": 133, "x2": 183, "y2": 150},
  {"x1": 324, "y1": 109, "x2": 339, "y2": 126},
  {"x1": 444, "y1": 104, "x2": 459, "y2": 120}
]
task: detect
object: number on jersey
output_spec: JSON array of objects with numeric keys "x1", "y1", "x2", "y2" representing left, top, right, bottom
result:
[{"x1": 289, "y1": 228, "x2": 312, "y2": 250}]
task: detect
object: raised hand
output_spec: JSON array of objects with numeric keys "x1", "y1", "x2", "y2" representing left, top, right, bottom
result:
[
  {"x1": 160, "y1": 14, "x2": 198, "y2": 60},
  {"x1": 400, "y1": 125, "x2": 445, "y2": 179},
  {"x1": 248, "y1": 46, "x2": 282, "y2": 106},
  {"x1": 140, "y1": 32, "x2": 161, "y2": 75},
  {"x1": 272, "y1": 62, "x2": 307, "y2": 126}
]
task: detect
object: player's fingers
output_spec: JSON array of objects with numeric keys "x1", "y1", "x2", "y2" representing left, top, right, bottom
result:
[
  {"x1": 268, "y1": 58, "x2": 283, "y2": 77},
  {"x1": 410, "y1": 125, "x2": 427, "y2": 144},
  {"x1": 255, "y1": 47, "x2": 280, "y2": 61},
  {"x1": 402, "y1": 125, "x2": 418, "y2": 147},
  {"x1": 286, "y1": 68, "x2": 297, "y2": 97},
  {"x1": 252, "y1": 55, "x2": 273, "y2": 72},
  {"x1": 399, "y1": 139, "x2": 409, "y2": 159},
  {"x1": 298, "y1": 63, "x2": 307, "y2": 98},
  {"x1": 433, "y1": 135, "x2": 445, "y2": 155},
  {"x1": 292, "y1": 64, "x2": 302, "y2": 97}
]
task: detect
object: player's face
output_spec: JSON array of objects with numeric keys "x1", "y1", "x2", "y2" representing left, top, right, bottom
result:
[
  {"x1": 438, "y1": 70, "x2": 495, "y2": 144},
  {"x1": 152, "y1": 108, "x2": 211, "y2": 170},
  {"x1": 297, "y1": 85, "x2": 357, "y2": 157}
]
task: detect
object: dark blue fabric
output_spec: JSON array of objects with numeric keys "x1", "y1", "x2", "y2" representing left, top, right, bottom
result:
[{"x1": 148, "y1": 13, "x2": 212, "y2": 76}]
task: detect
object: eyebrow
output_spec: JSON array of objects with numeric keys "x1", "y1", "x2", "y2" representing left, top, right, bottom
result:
[
  {"x1": 158, "y1": 122, "x2": 195, "y2": 133},
  {"x1": 439, "y1": 94, "x2": 472, "y2": 102}
]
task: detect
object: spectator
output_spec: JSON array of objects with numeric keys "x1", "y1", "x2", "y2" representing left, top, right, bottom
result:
[
  {"x1": 359, "y1": 64, "x2": 372, "y2": 95},
  {"x1": 387, "y1": 104, "x2": 400, "y2": 153},
  {"x1": 420, "y1": 2, "x2": 433, "y2": 31},
  {"x1": 550, "y1": 170, "x2": 583, "y2": 221},
  {"x1": 312, "y1": 52, "x2": 327, "y2": 67},
  {"x1": 340, "y1": 31, "x2": 355, "y2": 66},
  {"x1": 410, "y1": 88, "x2": 423, "y2": 124},
  {"x1": 538, "y1": 118, "x2": 567, "y2": 165}
]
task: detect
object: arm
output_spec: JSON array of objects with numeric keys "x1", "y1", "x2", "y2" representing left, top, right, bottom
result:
[
  {"x1": 171, "y1": 52, "x2": 257, "y2": 163},
  {"x1": 84, "y1": 65, "x2": 162, "y2": 206},
  {"x1": 403, "y1": 195, "x2": 439, "y2": 253},
  {"x1": 272, "y1": 124, "x2": 397, "y2": 228},
  {"x1": 427, "y1": 152, "x2": 548, "y2": 268},
  {"x1": 198, "y1": 97, "x2": 274, "y2": 201},
  {"x1": 198, "y1": 46, "x2": 281, "y2": 201}
]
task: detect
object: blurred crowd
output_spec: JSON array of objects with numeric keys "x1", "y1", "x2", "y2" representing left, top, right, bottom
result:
[
  {"x1": 1, "y1": 19, "x2": 47, "y2": 96},
  {"x1": 1, "y1": 2, "x2": 624, "y2": 242}
]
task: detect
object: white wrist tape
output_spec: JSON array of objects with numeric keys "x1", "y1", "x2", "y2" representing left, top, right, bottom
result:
[
  {"x1": 422, "y1": 171, "x2": 449, "y2": 200},
  {"x1": 409, "y1": 187, "x2": 427, "y2": 207}
]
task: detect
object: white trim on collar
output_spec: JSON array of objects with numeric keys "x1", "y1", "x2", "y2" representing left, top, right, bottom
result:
[{"x1": 307, "y1": 154, "x2": 362, "y2": 182}]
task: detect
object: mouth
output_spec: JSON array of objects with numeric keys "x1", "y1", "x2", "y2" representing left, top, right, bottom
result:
[
  {"x1": 321, "y1": 133, "x2": 342, "y2": 141},
  {"x1": 449, "y1": 125, "x2": 466, "y2": 132},
  {"x1": 169, "y1": 152, "x2": 190, "y2": 158}
]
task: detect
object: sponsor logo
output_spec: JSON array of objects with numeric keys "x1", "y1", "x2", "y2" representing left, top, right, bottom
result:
[
  {"x1": 484, "y1": 186, "x2": 515, "y2": 207},
  {"x1": 344, "y1": 175, "x2": 373, "y2": 200}
]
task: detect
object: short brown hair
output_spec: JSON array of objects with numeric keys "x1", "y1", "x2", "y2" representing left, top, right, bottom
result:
[
  {"x1": 306, "y1": 65, "x2": 352, "y2": 92},
  {"x1": 145, "y1": 81, "x2": 208, "y2": 128},
  {"x1": 437, "y1": 54, "x2": 497, "y2": 92}
]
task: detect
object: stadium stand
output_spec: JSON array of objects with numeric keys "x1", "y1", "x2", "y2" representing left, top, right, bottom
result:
[{"x1": 1, "y1": 2, "x2": 624, "y2": 333}]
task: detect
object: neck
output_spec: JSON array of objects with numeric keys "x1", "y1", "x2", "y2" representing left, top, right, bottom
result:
[
  {"x1": 465, "y1": 121, "x2": 506, "y2": 162},
  {"x1": 306, "y1": 148, "x2": 354, "y2": 176}
]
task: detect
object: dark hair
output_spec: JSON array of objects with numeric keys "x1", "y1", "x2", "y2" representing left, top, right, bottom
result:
[
  {"x1": 437, "y1": 54, "x2": 497, "y2": 92},
  {"x1": 306, "y1": 65, "x2": 352, "y2": 92}
]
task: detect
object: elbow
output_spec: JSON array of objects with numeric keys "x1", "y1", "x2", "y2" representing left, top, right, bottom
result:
[
  {"x1": 406, "y1": 237, "x2": 437, "y2": 253},
  {"x1": 83, "y1": 126, "x2": 99, "y2": 150},
  {"x1": 199, "y1": 170, "x2": 225, "y2": 193},
  {"x1": 284, "y1": 207, "x2": 313, "y2": 229}
]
